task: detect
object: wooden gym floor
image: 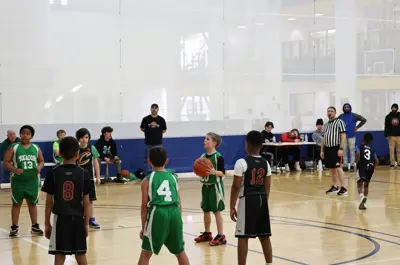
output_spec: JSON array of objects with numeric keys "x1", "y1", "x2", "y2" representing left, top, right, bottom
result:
[{"x1": 1, "y1": 168, "x2": 400, "y2": 265}]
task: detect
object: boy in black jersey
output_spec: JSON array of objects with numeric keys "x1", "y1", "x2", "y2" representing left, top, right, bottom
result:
[
  {"x1": 355, "y1": 133, "x2": 379, "y2": 210},
  {"x1": 230, "y1": 131, "x2": 272, "y2": 265},
  {"x1": 76, "y1": 128, "x2": 101, "y2": 229},
  {"x1": 42, "y1": 136, "x2": 90, "y2": 265}
]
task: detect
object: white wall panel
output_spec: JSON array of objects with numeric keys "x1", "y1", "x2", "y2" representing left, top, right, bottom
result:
[{"x1": 0, "y1": 0, "x2": 396, "y2": 139}]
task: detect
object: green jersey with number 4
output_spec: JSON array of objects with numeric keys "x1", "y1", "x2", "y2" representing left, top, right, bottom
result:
[
  {"x1": 200, "y1": 152, "x2": 223, "y2": 184},
  {"x1": 11, "y1": 143, "x2": 39, "y2": 179},
  {"x1": 147, "y1": 171, "x2": 179, "y2": 207}
]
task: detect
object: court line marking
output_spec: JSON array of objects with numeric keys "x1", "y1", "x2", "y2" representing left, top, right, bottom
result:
[
  {"x1": 0, "y1": 228, "x2": 48, "y2": 250},
  {"x1": 350, "y1": 257, "x2": 400, "y2": 264}
]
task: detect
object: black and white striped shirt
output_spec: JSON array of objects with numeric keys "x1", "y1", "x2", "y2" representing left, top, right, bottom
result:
[{"x1": 322, "y1": 118, "x2": 346, "y2": 147}]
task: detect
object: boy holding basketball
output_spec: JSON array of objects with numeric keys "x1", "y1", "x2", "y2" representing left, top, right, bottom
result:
[
  {"x1": 76, "y1": 128, "x2": 101, "y2": 229},
  {"x1": 4, "y1": 125, "x2": 45, "y2": 237},
  {"x1": 138, "y1": 146, "x2": 190, "y2": 265},
  {"x1": 194, "y1": 132, "x2": 227, "y2": 246},
  {"x1": 230, "y1": 130, "x2": 273, "y2": 265},
  {"x1": 42, "y1": 136, "x2": 90, "y2": 265}
]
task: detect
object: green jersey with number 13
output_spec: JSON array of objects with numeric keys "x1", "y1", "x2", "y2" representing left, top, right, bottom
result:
[
  {"x1": 147, "y1": 171, "x2": 179, "y2": 207},
  {"x1": 11, "y1": 143, "x2": 39, "y2": 179}
]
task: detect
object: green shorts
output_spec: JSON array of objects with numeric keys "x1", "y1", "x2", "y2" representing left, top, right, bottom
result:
[
  {"x1": 201, "y1": 182, "x2": 225, "y2": 213},
  {"x1": 142, "y1": 205, "x2": 185, "y2": 255},
  {"x1": 11, "y1": 175, "x2": 40, "y2": 204}
]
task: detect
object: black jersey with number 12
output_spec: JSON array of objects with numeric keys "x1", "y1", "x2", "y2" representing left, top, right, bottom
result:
[{"x1": 240, "y1": 156, "x2": 270, "y2": 197}]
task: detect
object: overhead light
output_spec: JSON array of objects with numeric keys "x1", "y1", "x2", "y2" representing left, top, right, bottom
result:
[
  {"x1": 55, "y1": 95, "x2": 64, "y2": 103},
  {"x1": 44, "y1": 101, "x2": 52, "y2": 109},
  {"x1": 71, "y1": 84, "x2": 83, "y2": 93},
  {"x1": 255, "y1": 22, "x2": 265, "y2": 26},
  {"x1": 288, "y1": 18, "x2": 296, "y2": 21},
  {"x1": 315, "y1": 13, "x2": 324, "y2": 16},
  {"x1": 49, "y1": 0, "x2": 54, "y2": 4},
  {"x1": 61, "y1": 0, "x2": 68, "y2": 5},
  {"x1": 237, "y1": 26, "x2": 246, "y2": 29}
]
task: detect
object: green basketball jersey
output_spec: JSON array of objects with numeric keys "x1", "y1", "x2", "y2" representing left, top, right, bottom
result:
[
  {"x1": 147, "y1": 171, "x2": 179, "y2": 207},
  {"x1": 11, "y1": 143, "x2": 39, "y2": 179},
  {"x1": 200, "y1": 151, "x2": 224, "y2": 184}
]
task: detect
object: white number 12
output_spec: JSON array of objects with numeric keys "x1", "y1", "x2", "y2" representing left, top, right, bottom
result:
[{"x1": 157, "y1": 180, "x2": 172, "y2": 202}]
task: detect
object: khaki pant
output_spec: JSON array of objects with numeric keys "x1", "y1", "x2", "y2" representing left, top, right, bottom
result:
[{"x1": 388, "y1": 136, "x2": 400, "y2": 163}]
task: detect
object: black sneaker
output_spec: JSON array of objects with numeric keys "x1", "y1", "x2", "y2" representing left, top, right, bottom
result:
[
  {"x1": 350, "y1": 165, "x2": 354, "y2": 172},
  {"x1": 31, "y1": 224, "x2": 43, "y2": 235},
  {"x1": 337, "y1": 187, "x2": 348, "y2": 196},
  {"x1": 390, "y1": 164, "x2": 395, "y2": 168},
  {"x1": 359, "y1": 196, "x2": 367, "y2": 210},
  {"x1": 9, "y1": 225, "x2": 18, "y2": 237},
  {"x1": 326, "y1": 185, "x2": 339, "y2": 195}
]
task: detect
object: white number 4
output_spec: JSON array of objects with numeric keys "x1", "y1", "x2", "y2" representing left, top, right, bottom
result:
[{"x1": 157, "y1": 180, "x2": 172, "y2": 202}]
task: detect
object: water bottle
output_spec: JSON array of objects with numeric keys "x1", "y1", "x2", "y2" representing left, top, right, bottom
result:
[
  {"x1": 305, "y1": 134, "x2": 308, "y2": 142},
  {"x1": 272, "y1": 136, "x2": 276, "y2": 143}
]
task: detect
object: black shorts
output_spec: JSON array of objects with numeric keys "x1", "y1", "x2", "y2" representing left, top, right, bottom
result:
[
  {"x1": 324, "y1": 146, "x2": 342, "y2": 169},
  {"x1": 235, "y1": 194, "x2": 271, "y2": 238},
  {"x1": 49, "y1": 215, "x2": 87, "y2": 255},
  {"x1": 88, "y1": 179, "x2": 97, "y2": 201},
  {"x1": 357, "y1": 165, "x2": 375, "y2": 182}
]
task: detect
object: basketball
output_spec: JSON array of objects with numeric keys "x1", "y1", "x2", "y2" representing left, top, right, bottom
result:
[
  {"x1": 193, "y1": 158, "x2": 213, "y2": 177},
  {"x1": 120, "y1": 170, "x2": 130, "y2": 178}
]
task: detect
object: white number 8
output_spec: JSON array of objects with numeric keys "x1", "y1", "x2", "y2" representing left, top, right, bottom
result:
[
  {"x1": 157, "y1": 180, "x2": 172, "y2": 202},
  {"x1": 364, "y1": 149, "x2": 371, "y2": 160}
]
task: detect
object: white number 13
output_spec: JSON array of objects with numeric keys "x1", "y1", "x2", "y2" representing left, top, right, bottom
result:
[
  {"x1": 157, "y1": 180, "x2": 172, "y2": 202},
  {"x1": 23, "y1": 161, "x2": 33, "y2": 170}
]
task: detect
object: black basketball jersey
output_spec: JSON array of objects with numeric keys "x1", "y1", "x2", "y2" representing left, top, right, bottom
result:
[
  {"x1": 358, "y1": 144, "x2": 376, "y2": 170},
  {"x1": 42, "y1": 164, "x2": 89, "y2": 216},
  {"x1": 78, "y1": 145, "x2": 94, "y2": 178},
  {"x1": 240, "y1": 156, "x2": 270, "y2": 197}
]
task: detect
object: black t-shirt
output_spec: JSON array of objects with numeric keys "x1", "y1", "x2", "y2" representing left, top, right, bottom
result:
[
  {"x1": 41, "y1": 164, "x2": 90, "y2": 216},
  {"x1": 140, "y1": 115, "x2": 167, "y2": 145},
  {"x1": 261, "y1": 130, "x2": 273, "y2": 142}
]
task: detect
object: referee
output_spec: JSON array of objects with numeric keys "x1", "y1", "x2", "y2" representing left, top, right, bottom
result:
[{"x1": 321, "y1": 106, "x2": 348, "y2": 196}]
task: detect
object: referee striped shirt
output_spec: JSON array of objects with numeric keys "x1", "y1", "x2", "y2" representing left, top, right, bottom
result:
[{"x1": 322, "y1": 118, "x2": 346, "y2": 147}]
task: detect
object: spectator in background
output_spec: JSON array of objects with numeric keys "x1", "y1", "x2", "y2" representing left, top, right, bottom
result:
[
  {"x1": 338, "y1": 103, "x2": 367, "y2": 172},
  {"x1": 280, "y1": 129, "x2": 302, "y2": 172},
  {"x1": 52, "y1": 129, "x2": 66, "y2": 165},
  {"x1": 312, "y1": 119, "x2": 324, "y2": 171},
  {"x1": 140, "y1": 103, "x2": 167, "y2": 175},
  {"x1": 1, "y1": 130, "x2": 20, "y2": 160},
  {"x1": 384, "y1": 103, "x2": 400, "y2": 167},
  {"x1": 260, "y1": 121, "x2": 275, "y2": 170},
  {"x1": 94, "y1": 126, "x2": 124, "y2": 183}
]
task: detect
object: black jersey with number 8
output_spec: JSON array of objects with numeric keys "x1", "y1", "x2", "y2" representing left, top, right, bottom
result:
[{"x1": 42, "y1": 164, "x2": 90, "y2": 216}]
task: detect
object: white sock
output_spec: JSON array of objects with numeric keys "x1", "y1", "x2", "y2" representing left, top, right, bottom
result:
[{"x1": 360, "y1": 193, "x2": 364, "y2": 198}]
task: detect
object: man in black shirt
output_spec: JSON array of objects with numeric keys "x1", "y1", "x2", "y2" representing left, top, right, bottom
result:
[
  {"x1": 140, "y1": 103, "x2": 167, "y2": 174},
  {"x1": 42, "y1": 136, "x2": 90, "y2": 265},
  {"x1": 230, "y1": 131, "x2": 272, "y2": 265}
]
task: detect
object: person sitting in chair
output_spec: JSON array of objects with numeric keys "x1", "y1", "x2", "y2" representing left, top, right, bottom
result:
[
  {"x1": 280, "y1": 129, "x2": 302, "y2": 172},
  {"x1": 260, "y1": 121, "x2": 276, "y2": 171},
  {"x1": 94, "y1": 126, "x2": 124, "y2": 183}
]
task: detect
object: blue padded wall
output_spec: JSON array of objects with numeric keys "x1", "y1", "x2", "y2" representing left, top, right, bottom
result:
[{"x1": 0, "y1": 131, "x2": 387, "y2": 183}]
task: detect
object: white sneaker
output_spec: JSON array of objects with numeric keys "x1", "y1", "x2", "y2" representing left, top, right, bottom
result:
[
  {"x1": 285, "y1": 164, "x2": 290, "y2": 172},
  {"x1": 295, "y1": 162, "x2": 302, "y2": 172},
  {"x1": 317, "y1": 160, "x2": 323, "y2": 171},
  {"x1": 359, "y1": 196, "x2": 367, "y2": 210}
]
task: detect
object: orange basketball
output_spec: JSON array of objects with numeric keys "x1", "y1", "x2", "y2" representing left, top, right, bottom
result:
[
  {"x1": 193, "y1": 158, "x2": 213, "y2": 177},
  {"x1": 120, "y1": 170, "x2": 130, "y2": 178}
]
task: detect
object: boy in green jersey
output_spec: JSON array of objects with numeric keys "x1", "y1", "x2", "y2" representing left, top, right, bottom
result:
[
  {"x1": 138, "y1": 146, "x2": 190, "y2": 265},
  {"x1": 53, "y1": 129, "x2": 66, "y2": 164},
  {"x1": 194, "y1": 132, "x2": 227, "y2": 246},
  {"x1": 4, "y1": 125, "x2": 45, "y2": 237}
]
